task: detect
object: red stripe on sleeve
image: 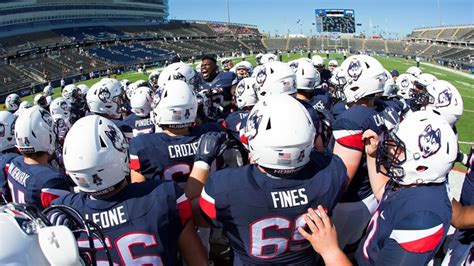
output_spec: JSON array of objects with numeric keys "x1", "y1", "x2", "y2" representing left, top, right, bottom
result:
[
  {"x1": 336, "y1": 133, "x2": 364, "y2": 151},
  {"x1": 398, "y1": 227, "x2": 444, "y2": 253}
]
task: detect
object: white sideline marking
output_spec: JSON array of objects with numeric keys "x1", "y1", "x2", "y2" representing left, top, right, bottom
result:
[{"x1": 459, "y1": 141, "x2": 474, "y2": 145}]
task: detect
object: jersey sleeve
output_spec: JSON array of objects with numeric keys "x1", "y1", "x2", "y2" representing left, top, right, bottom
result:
[
  {"x1": 173, "y1": 183, "x2": 192, "y2": 226},
  {"x1": 199, "y1": 171, "x2": 228, "y2": 227},
  {"x1": 377, "y1": 211, "x2": 447, "y2": 264},
  {"x1": 41, "y1": 175, "x2": 71, "y2": 209},
  {"x1": 129, "y1": 137, "x2": 142, "y2": 172}
]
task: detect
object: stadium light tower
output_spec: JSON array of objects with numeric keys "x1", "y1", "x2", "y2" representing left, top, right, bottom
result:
[{"x1": 227, "y1": 0, "x2": 230, "y2": 24}]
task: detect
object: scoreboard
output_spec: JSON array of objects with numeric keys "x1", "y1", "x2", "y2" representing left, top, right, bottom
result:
[{"x1": 315, "y1": 9, "x2": 355, "y2": 33}]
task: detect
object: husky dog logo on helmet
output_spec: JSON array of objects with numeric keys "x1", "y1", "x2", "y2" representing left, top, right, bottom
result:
[
  {"x1": 236, "y1": 81, "x2": 246, "y2": 96},
  {"x1": 245, "y1": 109, "x2": 263, "y2": 141},
  {"x1": 437, "y1": 89, "x2": 452, "y2": 107},
  {"x1": 39, "y1": 108, "x2": 53, "y2": 127},
  {"x1": 418, "y1": 124, "x2": 441, "y2": 158},
  {"x1": 289, "y1": 62, "x2": 299, "y2": 73},
  {"x1": 400, "y1": 78, "x2": 410, "y2": 88},
  {"x1": 173, "y1": 72, "x2": 186, "y2": 82},
  {"x1": 98, "y1": 87, "x2": 111, "y2": 103},
  {"x1": 105, "y1": 125, "x2": 126, "y2": 153},
  {"x1": 256, "y1": 67, "x2": 267, "y2": 85},
  {"x1": 347, "y1": 59, "x2": 363, "y2": 81},
  {"x1": 60, "y1": 101, "x2": 68, "y2": 111}
]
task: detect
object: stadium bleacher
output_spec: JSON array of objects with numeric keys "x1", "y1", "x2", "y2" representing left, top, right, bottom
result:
[
  {"x1": 262, "y1": 38, "x2": 287, "y2": 51},
  {"x1": 288, "y1": 38, "x2": 308, "y2": 50}
]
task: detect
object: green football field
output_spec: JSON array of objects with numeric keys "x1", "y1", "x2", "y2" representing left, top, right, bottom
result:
[{"x1": 8, "y1": 53, "x2": 474, "y2": 157}]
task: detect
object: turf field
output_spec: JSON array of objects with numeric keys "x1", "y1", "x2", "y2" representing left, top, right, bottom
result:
[{"x1": 6, "y1": 53, "x2": 473, "y2": 157}]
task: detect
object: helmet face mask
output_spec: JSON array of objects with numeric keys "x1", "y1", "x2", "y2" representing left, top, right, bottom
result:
[{"x1": 376, "y1": 132, "x2": 407, "y2": 182}]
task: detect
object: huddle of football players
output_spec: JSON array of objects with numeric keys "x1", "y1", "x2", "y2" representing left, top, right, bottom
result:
[{"x1": 0, "y1": 52, "x2": 472, "y2": 266}]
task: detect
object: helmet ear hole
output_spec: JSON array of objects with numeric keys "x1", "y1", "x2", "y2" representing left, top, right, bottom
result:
[
  {"x1": 99, "y1": 136, "x2": 107, "y2": 148},
  {"x1": 416, "y1": 166, "x2": 428, "y2": 172},
  {"x1": 266, "y1": 119, "x2": 271, "y2": 130}
]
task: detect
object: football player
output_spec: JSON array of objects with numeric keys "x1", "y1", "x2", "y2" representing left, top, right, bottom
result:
[
  {"x1": 6, "y1": 106, "x2": 71, "y2": 210},
  {"x1": 330, "y1": 55, "x2": 387, "y2": 249},
  {"x1": 186, "y1": 94, "x2": 348, "y2": 265},
  {"x1": 129, "y1": 80, "x2": 222, "y2": 185},
  {"x1": 0, "y1": 111, "x2": 20, "y2": 203},
  {"x1": 122, "y1": 86, "x2": 155, "y2": 137},
  {"x1": 357, "y1": 110, "x2": 456, "y2": 265},
  {"x1": 52, "y1": 115, "x2": 207, "y2": 265}
]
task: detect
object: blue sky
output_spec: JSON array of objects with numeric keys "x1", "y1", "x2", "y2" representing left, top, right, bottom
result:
[{"x1": 169, "y1": 0, "x2": 473, "y2": 37}]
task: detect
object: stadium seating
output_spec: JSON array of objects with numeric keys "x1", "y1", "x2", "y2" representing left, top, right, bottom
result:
[
  {"x1": 0, "y1": 65, "x2": 35, "y2": 93},
  {"x1": 262, "y1": 38, "x2": 287, "y2": 51},
  {"x1": 288, "y1": 38, "x2": 308, "y2": 50},
  {"x1": 386, "y1": 41, "x2": 406, "y2": 55},
  {"x1": 365, "y1": 39, "x2": 385, "y2": 54}
]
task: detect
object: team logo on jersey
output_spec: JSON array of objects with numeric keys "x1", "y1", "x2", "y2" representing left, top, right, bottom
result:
[
  {"x1": 289, "y1": 61, "x2": 299, "y2": 73},
  {"x1": 418, "y1": 124, "x2": 441, "y2": 158},
  {"x1": 60, "y1": 101, "x2": 68, "y2": 111},
  {"x1": 98, "y1": 87, "x2": 111, "y2": 103},
  {"x1": 255, "y1": 67, "x2": 267, "y2": 85},
  {"x1": 0, "y1": 123, "x2": 5, "y2": 137},
  {"x1": 347, "y1": 59, "x2": 363, "y2": 81},
  {"x1": 105, "y1": 125, "x2": 126, "y2": 153},
  {"x1": 39, "y1": 108, "x2": 53, "y2": 127},
  {"x1": 437, "y1": 89, "x2": 452, "y2": 107}
]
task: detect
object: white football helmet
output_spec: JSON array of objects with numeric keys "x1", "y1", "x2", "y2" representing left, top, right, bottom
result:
[
  {"x1": 328, "y1": 59, "x2": 338, "y2": 67},
  {"x1": 260, "y1": 53, "x2": 279, "y2": 64},
  {"x1": 76, "y1": 84, "x2": 90, "y2": 97},
  {"x1": 63, "y1": 115, "x2": 129, "y2": 193},
  {"x1": 43, "y1": 85, "x2": 53, "y2": 96},
  {"x1": 49, "y1": 97, "x2": 72, "y2": 121},
  {"x1": 382, "y1": 70, "x2": 397, "y2": 97},
  {"x1": 158, "y1": 62, "x2": 196, "y2": 89},
  {"x1": 15, "y1": 105, "x2": 56, "y2": 155},
  {"x1": 288, "y1": 59, "x2": 321, "y2": 90},
  {"x1": 14, "y1": 101, "x2": 32, "y2": 117},
  {"x1": 340, "y1": 55, "x2": 386, "y2": 103},
  {"x1": 235, "y1": 61, "x2": 253, "y2": 78},
  {"x1": 377, "y1": 110, "x2": 457, "y2": 185},
  {"x1": 395, "y1": 73, "x2": 417, "y2": 99},
  {"x1": 130, "y1": 86, "x2": 154, "y2": 117},
  {"x1": 0, "y1": 203, "x2": 83, "y2": 266},
  {"x1": 255, "y1": 61, "x2": 297, "y2": 98},
  {"x1": 151, "y1": 80, "x2": 197, "y2": 128},
  {"x1": 418, "y1": 73, "x2": 438, "y2": 85},
  {"x1": 406, "y1": 66, "x2": 422, "y2": 78},
  {"x1": 5, "y1": 93, "x2": 20, "y2": 112},
  {"x1": 245, "y1": 94, "x2": 315, "y2": 171},
  {"x1": 62, "y1": 84, "x2": 81, "y2": 104},
  {"x1": 87, "y1": 78, "x2": 124, "y2": 119},
  {"x1": 195, "y1": 63, "x2": 202, "y2": 73},
  {"x1": 235, "y1": 77, "x2": 259, "y2": 109},
  {"x1": 255, "y1": 53, "x2": 264, "y2": 65},
  {"x1": 148, "y1": 70, "x2": 160, "y2": 88},
  {"x1": 311, "y1": 55, "x2": 324, "y2": 67},
  {"x1": 424, "y1": 80, "x2": 463, "y2": 126},
  {"x1": 0, "y1": 111, "x2": 17, "y2": 152}
]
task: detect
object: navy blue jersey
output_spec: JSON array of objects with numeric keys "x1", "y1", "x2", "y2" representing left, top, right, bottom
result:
[
  {"x1": 356, "y1": 182, "x2": 452, "y2": 265},
  {"x1": 53, "y1": 180, "x2": 191, "y2": 265},
  {"x1": 0, "y1": 152, "x2": 20, "y2": 202},
  {"x1": 6, "y1": 156, "x2": 70, "y2": 210},
  {"x1": 310, "y1": 89, "x2": 332, "y2": 111},
  {"x1": 319, "y1": 69, "x2": 332, "y2": 84},
  {"x1": 332, "y1": 105, "x2": 386, "y2": 202},
  {"x1": 200, "y1": 71, "x2": 237, "y2": 102},
  {"x1": 122, "y1": 113, "x2": 154, "y2": 138},
  {"x1": 129, "y1": 123, "x2": 222, "y2": 184},
  {"x1": 297, "y1": 99, "x2": 321, "y2": 137},
  {"x1": 111, "y1": 118, "x2": 134, "y2": 140},
  {"x1": 330, "y1": 101, "x2": 348, "y2": 121},
  {"x1": 223, "y1": 111, "x2": 249, "y2": 142},
  {"x1": 200, "y1": 151, "x2": 347, "y2": 265},
  {"x1": 455, "y1": 146, "x2": 474, "y2": 245}
]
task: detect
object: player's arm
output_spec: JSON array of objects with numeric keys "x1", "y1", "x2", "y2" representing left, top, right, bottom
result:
[
  {"x1": 129, "y1": 142, "x2": 146, "y2": 183},
  {"x1": 130, "y1": 169, "x2": 146, "y2": 183},
  {"x1": 298, "y1": 206, "x2": 352, "y2": 266},
  {"x1": 185, "y1": 132, "x2": 226, "y2": 226},
  {"x1": 363, "y1": 129, "x2": 389, "y2": 201},
  {"x1": 178, "y1": 219, "x2": 208, "y2": 266},
  {"x1": 332, "y1": 139, "x2": 362, "y2": 183},
  {"x1": 451, "y1": 199, "x2": 474, "y2": 229}
]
